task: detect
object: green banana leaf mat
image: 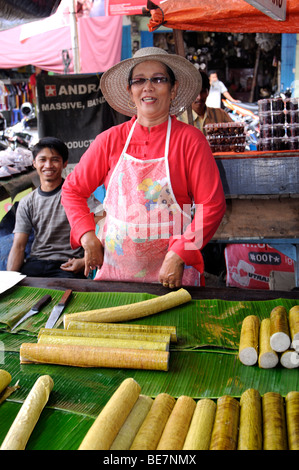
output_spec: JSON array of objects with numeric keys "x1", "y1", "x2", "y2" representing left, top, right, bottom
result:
[{"x1": 0, "y1": 285, "x2": 298, "y2": 450}]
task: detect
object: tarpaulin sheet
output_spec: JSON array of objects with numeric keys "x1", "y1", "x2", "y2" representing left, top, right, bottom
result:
[
  {"x1": 0, "y1": 12, "x2": 122, "y2": 73},
  {"x1": 147, "y1": 0, "x2": 299, "y2": 33}
]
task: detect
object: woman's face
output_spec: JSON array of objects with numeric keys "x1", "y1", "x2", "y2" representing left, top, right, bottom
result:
[{"x1": 128, "y1": 60, "x2": 178, "y2": 126}]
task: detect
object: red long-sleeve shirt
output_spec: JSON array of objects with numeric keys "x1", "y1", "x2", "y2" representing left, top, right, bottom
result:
[{"x1": 62, "y1": 115, "x2": 226, "y2": 272}]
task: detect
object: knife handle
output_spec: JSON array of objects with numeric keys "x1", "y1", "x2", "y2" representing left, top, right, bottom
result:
[
  {"x1": 58, "y1": 289, "x2": 72, "y2": 307},
  {"x1": 32, "y1": 294, "x2": 52, "y2": 312}
]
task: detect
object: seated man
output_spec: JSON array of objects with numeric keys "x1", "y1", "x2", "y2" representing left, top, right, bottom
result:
[
  {"x1": 7, "y1": 136, "x2": 101, "y2": 278},
  {"x1": 180, "y1": 70, "x2": 233, "y2": 133}
]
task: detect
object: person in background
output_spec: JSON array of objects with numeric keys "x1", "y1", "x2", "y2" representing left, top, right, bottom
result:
[
  {"x1": 61, "y1": 47, "x2": 226, "y2": 289},
  {"x1": 206, "y1": 71, "x2": 239, "y2": 109},
  {"x1": 179, "y1": 70, "x2": 233, "y2": 133},
  {"x1": 7, "y1": 137, "x2": 101, "y2": 278}
]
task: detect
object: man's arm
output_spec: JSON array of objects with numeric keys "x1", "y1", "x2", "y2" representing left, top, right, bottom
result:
[
  {"x1": 7, "y1": 232, "x2": 29, "y2": 272},
  {"x1": 223, "y1": 90, "x2": 240, "y2": 103}
]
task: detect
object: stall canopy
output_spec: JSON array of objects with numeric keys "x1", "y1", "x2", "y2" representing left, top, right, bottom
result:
[
  {"x1": 0, "y1": 0, "x2": 122, "y2": 73},
  {"x1": 147, "y1": 0, "x2": 299, "y2": 34}
]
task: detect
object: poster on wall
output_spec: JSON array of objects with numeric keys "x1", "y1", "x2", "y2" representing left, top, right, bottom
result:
[
  {"x1": 36, "y1": 73, "x2": 128, "y2": 163},
  {"x1": 106, "y1": 0, "x2": 163, "y2": 16}
]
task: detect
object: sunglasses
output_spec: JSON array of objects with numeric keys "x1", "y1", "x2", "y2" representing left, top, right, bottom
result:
[{"x1": 129, "y1": 77, "x2": 169, "y2": 87}]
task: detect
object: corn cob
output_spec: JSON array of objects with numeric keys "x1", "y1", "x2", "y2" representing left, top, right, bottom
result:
[
  {"x1": 238, "y1": 389, "x2": 262, "y2": 450},
  {"x1": 239, "y1": 315, "x2": 259, "y2": 366},
  {"x1": 79, "y1": 378, "x2": 141, "y2": 450},
  {"x1": 130, "y1": 393, "x2": 175, "y2": 450},
  {"x1": 286, "y1": 391, "x2": 299, "y2": 450},
  {"x1": 270, "y1": 306, "x2": 291, "y2": 352},
  {"x1": 38, "y1": 333, "x2": 169, "y2": 352},
  {"x1": 209, "y1": 395, "x2": 240, "y2": 450},
  {"x1": 63, "y1": 288, "x2": 191, "y2": 327},
  {"x1": 157, "y1": 395, "x2": 196, "y2": 450},
  {"x1": 110, "y1": 395, "x2": 153, "y2": 450},
  {"x1": 258, "y1": 318, "x2": 279, "y2": 369},
  {"x1": 20, "y1": 343, "x2": 170, "y2": 371},
  {"x1": 183, "y1": 398, "x2": 216, "y2": 450},
  {"x1": 0, "y1": 375, "x2": 53, "y2": 450},
  {"x1": 262, "y1": 392, "x2": 287, "y2": 450}
]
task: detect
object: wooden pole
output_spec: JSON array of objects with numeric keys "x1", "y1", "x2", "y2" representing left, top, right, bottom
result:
[
  {"x1": 173, "y1": 29, "x2": 193, "y2": 125},
  {"x1": 69, "y1": 0, "x2": 80, "y2": 73}
]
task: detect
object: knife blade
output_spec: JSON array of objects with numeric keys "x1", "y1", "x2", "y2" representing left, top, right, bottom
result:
[
  {"x1": 45, "y1": 289, "x2": 73, "y2": 329},
  {"x1": 11, "y1": 294, "x2": 52, "y2": 331}
]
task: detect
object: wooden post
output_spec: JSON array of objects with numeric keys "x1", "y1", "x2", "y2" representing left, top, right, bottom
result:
[{"x1": 173, "y1": 29, "x2": 193, "y2": 125}]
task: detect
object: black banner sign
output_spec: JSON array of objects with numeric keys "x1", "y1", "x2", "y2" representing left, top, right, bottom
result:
[{"x1": 36, "y1": 73, "x2": 128, "y2": 163}]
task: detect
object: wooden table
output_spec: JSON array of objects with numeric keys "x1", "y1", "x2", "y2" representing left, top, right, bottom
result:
[{"x1": 212, "y1": 149, "x2": 299, "y2": 286}]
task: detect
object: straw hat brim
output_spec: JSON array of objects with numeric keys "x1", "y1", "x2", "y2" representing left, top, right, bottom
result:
[{"x1": 100, "y1": 48, "x2": 202, "y2": 117}]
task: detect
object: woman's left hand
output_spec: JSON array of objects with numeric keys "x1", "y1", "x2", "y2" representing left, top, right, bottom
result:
[{"x1": 158, "y1": 251, "x2": 185, "y2": 289}]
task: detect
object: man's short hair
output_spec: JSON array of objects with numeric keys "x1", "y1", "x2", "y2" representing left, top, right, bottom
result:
[
  {"x1": 32, "y1": 137, "x2": 69, "y2": 163},
  {"x1": 199, "y1": 71, "x2": 210, "y2": 92}
]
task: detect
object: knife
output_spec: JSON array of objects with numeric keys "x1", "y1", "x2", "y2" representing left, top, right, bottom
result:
[
  {"x1": 11, "y1": 294, "x2": 52, "y2": 331},
  {"x1": 45, "y1": 289, "x2": 73, "y2": 329}
]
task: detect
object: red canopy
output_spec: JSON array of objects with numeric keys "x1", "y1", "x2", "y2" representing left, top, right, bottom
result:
[{"x1": 147, "y1": 0, "x2": 299, "y2": 33}]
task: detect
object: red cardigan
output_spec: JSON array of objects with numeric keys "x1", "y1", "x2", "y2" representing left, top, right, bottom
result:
[{"x1": 62, "y1": 115, "x2": 226, "y2": 272}]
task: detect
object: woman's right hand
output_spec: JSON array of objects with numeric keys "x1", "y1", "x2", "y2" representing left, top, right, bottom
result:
[{"x1": 80, "y1": 231, "x2": 104, "y2": 277}]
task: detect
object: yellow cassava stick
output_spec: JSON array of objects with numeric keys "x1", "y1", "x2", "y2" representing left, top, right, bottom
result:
[
  {"x1": 239, "y1": 315, "x2": 259, "y2": 366},
  {"x1": 0, "y1": 369, "x2": 11, "y2": 395},
  {"x1": 66, "y1": 321, "x2": 177, "y2": 342},
  {"x1": 38, "y1": 327, "x2": 172, "y2": 344},
  {"x1": 270, "y1": 306, "x2": 291, "y2": 352},
  {"x1": 183, "y1": 398, "x2": 216, "y2": 450},
  {"x1": 258, "y1": 318, "x2": 279, "y2": 369},
  {"x1": 110, "y1": 395, "x2": 153, "y2": 450},
  {"x1": 63, "y1": 288, "x2": 191, "y2": 327},
  {"x1": 156, "y1": 395, "x2": 196, "y2": 450},
  {"x1": 286, "y1": 391, "x2": 299, "y2": 450},
  {"x1": 0, "y1": 375, "x2": 53, "y2": 451},
  {"x1": 262, "y1": 392, "x2": 288, "y2": 450},
  {"x1": 280, "y1": 349, "x2": 299, "y2": 369},
  {"x1": 79, "y1": 378, "x2": 141, "y2": 450},
  {"x1": 237, "y1": 389, "x2": 262, "y2": 450},
  {"x1": 38, "y1": 333, "x2": 169, "y2": 352},
  {"x1": 20, "y1": 343, "x2": 170, "y2": 371},
  {"x1": 289, "y1": 305, "x2": 299, "y2": 349},
  {"x1": 130, "y1": 393, "x2": 176, "y2": 450},
  {"x1": 209, "y1": 395, "x2": 240, "y2": 450}
]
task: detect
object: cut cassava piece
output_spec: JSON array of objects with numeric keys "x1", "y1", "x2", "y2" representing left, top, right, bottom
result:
[
  {"x1": 38, "y1": 327, "x2": 172, "y2": 344},
  {"x1": 156, "y1": 395, "x2": 196, "y2": 450},
  {"x1": 0, "y1": 375, "x2": 53, "y2": 451},
  {"x1": 130, "y1": 393, "x2": 176, "y2": 450},
  {"x1": 238, "y1": 315, "x2": 260, "y2": 366},
  {"x1": 262, "y1": 392, "x2": 288, "y2": 450},
  {"x1": 20, "y1": 343, "x2": 170, "y2": 371},
  {"x1": 286, "y1": 391, "x2": 299, "y2": 450},
  {"x1": 183, "y1": 398, "x2": 216, "y2": 450},
  {"x1": 0, "y1": 369, "x2": 11, "y2": 395},
  {"x1": 270, "y1": 306, "x2": 291, "y2": 352},
  {"x1": 65, "y1": 321, "x2": 177, "y2": 343},
  {"x1": 38, "y1": 333, "x2": 169, "y2": 352},
  {"x1": 280, "y1": 349, "x2": 299, "y2": 369},
  {"x1": 79, "y1": 378, "x2": 141, "y2": 450},
  {"x1": 110, "y1": 395, "x2": 153, "y2": 450},
  {"x1": 258, "y1": 318, "x2": 279, "y2": 369},
  {"x1": 237, "y1": 389, "x2": 262, "y2": 450},
  {"x1": 209, "y1": 395, "x2": 240, "y2": 450},
  {"x1": 63, "y1": 288, "x2": 191, "y2": 327},
  {"x1": 289, "y1": 305, "x2": 299, "y2": 349}
]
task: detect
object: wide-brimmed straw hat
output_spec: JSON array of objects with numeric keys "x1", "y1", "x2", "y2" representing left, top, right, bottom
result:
[{"x1": 100, "y1": 47, "x2": 202, "y2": 117}]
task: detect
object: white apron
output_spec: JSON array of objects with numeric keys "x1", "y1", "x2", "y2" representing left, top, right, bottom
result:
[{"x1": 94, "y1": 117, "x2": 201, "y2": 285}]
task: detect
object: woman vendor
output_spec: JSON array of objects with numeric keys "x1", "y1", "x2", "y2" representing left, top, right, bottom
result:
[{"x1": 61, "y1": 47, "x2": 226, "y2": 288}]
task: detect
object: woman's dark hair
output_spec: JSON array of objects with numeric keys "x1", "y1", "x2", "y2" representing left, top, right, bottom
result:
[
  {"x1": 32, "y1": 137, "x2": 69, "y2": 163},
  {"x1": 128, "y1": 62, "x2": 176, "y2": 88}
]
